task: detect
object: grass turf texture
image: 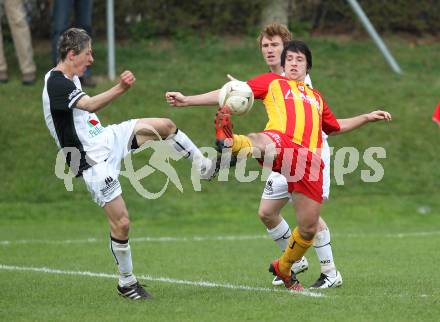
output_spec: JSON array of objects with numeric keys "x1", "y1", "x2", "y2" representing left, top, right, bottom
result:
[{"x1": 1, "y1": 36, "x2": 440, "y2": 321}]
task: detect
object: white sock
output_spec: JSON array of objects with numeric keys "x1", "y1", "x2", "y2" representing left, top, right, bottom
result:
[
  {"x1": 110, "y1": 237, "x2": 137, "y2": 287},
  {"x1": 313, "y1": 228, "x2": 336, "y2": 276},
  {"x1": 267, "y1": 218, "x2": 291, "y2": 251},
  {"x1": 166, "y1": 129, "x2": 210, "y2": 172}
]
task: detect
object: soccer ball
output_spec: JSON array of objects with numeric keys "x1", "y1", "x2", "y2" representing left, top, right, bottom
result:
[{"x1": 218, "y1": 80, "x2": 254, "y2": 115}]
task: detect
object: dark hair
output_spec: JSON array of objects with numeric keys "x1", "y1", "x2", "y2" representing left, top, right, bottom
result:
[
  {"x1": 57, "y1": 28, "x2": 91, "y2": 62},
  {"x1": 281, "y1": 40, "x2": 312, "y2": 72}
]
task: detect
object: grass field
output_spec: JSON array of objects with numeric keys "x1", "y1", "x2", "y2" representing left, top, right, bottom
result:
[{"x1": 1, "y1": 35, "x2": 440, "y2": 321}]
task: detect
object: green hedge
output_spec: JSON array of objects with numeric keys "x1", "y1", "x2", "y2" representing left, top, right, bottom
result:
[
  {"x1": 97, "y1": 0, "x2": 268, "y2": 39},
  {"x1": 294, "y1": 0, "x2": 440, "y2": 35},
  {"x1": 6, "y1": 0, "x2": 439, "y2": 39},
  {"x1": 21, "y1": 0, "x2": 267, "y2": 39}
]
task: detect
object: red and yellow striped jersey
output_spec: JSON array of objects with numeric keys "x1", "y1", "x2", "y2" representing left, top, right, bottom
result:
[{"x1": 247, "y1": 72, "x2": 340, "y2": 153}]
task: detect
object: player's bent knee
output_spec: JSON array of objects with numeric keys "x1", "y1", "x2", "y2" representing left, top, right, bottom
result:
[
  {"x1": 151, "y1": 118, "x2": 176, "y2": 138},
  {"x1": 298, "y1": 225, "x2": 317, "y2": 241},
  {"x1": 115, "y1": 213, "x2": 130, "y2": 235},
  {"x1": 248, "y1": 133, "x2": 274, "y2": 155},
  {"x1": 135, "y1": 118, "x2": 176, "y2": 140},
  {"x1": 159, "y1": 118, "x2": 177, "y2": 137},
  {"x1": 247, "y1": 133, "x2": 260, "y2": 147},
  {"x1": 257, "y1": 208, "x2": 271, "y2": 225},
  {"x1": 257, "y1": 207, "x2": 281, "y2": 228}
]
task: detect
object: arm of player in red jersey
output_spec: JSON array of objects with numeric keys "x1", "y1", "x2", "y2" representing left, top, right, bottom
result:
[
  {"x1": 321, "y1": 98, "x2": 392, "y2": 136},
  {"x1": 334, "y1": 110, "x2": 392, "y2": 134}
]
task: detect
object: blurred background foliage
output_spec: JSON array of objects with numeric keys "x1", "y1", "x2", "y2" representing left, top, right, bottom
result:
[{"x1": 4, "y1": 0, "x2": 439, "y2": 40}]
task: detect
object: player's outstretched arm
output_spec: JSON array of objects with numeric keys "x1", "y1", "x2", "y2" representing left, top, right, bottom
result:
[
  {"x1": 76, "y1": 70, "x2": 135, "y2": 113},
  {"x1": 165, "y1": 89, "x2": 220, "y2": 108},
  {"x1": 332, "y1": 110, "x2": 392, "y2": 135}
]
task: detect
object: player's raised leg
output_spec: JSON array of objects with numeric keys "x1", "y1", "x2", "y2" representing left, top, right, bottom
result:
[
  {"x1": 215, "y1": 106, "x2": 270, "y2": 157},
  {"x1": 133, "y1": 118, "x2": 215, "y2": 177}
]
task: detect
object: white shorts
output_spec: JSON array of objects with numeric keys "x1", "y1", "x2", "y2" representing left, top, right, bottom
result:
[
  {"x1": 261, "y1": 138, "x2": 331, "y2": 201},
  {"x1": 82, "y1": 119, "x2": 137, "y2": 207}
]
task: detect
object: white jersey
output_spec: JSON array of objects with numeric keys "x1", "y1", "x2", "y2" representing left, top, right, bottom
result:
[{"x1": 42, "y1": 69, "x2": 109, "y2": 175}]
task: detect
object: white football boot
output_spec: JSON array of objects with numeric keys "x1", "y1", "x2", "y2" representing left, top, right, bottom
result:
[
  {"x1": 309, "y1": 271, "x2": 343, "y2": 289},
  {"x1": 271, "y1": 256, "x2": 309, "y2": 286}
]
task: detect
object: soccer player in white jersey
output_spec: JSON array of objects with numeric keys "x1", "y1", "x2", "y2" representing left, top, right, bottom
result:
[
  {"x1": 165, "y1": 23, "x2": 342, "y2": 289},
  {"x1": 42, "y1": 28, "x2": 215, "y2": 300}
]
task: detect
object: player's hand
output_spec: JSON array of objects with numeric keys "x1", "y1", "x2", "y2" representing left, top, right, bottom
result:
[
  {"x1": 119, "y1": 70, "x2": 136, "y2": 90},
  {"x1": 227, "y1": 74, "x2": 238, "y2": 81},
  {"x1": 165, "y1": 91, "x2": 188, "y2": 107},
  {"x1": 366, "y1": 110, "x2": 392, "y2": 122}
]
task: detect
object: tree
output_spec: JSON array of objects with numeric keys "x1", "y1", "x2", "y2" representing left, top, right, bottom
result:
[{"x1": 260, "y1": 0, "x2": 289, "y2": 27}]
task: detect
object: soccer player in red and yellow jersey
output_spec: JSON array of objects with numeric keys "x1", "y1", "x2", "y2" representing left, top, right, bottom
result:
[{"x1": 215, "y1": 40, "x2": 392, "y2": 290}]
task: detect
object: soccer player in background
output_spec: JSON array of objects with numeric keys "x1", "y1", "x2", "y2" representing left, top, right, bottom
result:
[{"x1": 42, "y1": 28, "x2": 215, "y2": 300}]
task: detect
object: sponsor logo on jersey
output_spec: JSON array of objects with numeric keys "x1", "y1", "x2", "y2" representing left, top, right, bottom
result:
[
  {"x1": 264, "y1": 179, "x2": 274, "y2": 195},
  {"x1": 101, "y1": 176, "x2": 120, "y2": 198},
  {"x1": 87, "y1": 114, "x2": 104, "y2": 138},
  {"x1": 88, "y1": 119, "x2": 99, "y2": 127},
  {"x1": 284, "y1": 88, "x2": 321, "y2": 110},
  {"x1": 68, "y1": 88, "x2": 82, "y2": 101}
]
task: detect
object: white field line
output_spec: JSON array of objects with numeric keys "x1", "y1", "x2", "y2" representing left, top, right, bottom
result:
[
  {"x1": 1, "y1": 231, "x2": 440, "y2": 246},
  {"x1": 0, "y1": 235, "x2": 268, "y2": 245},
  {"x1": 0, "y1": 264, "x2": 324, "y2": 298}
]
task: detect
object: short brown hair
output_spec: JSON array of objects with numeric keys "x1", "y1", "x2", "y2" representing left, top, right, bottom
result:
[
  {"x1": 257, "y1": 23, "x2": 292, "y2": 48},
  {"x1": 57, "y1": 28, "x2": 91, "y2": 62}
]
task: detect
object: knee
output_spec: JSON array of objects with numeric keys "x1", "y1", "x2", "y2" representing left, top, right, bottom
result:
[
  {"x1": 298, "y1": 224, "x2": 318, "y2": 241},
  {"x1": 258, "y1": 207, "x2": 277, "y2": 227},
  {"x1": 115, "y1": 212, "x2": 130, "y2": 236},
  {"x1": 247, "y1": 133, "x2": 260, "y2": 146},
  {"x1": 136, "y1": 118, "x2": 176, "y2": 139},
  {"x1": 157, "y1": 118, "x2": 176, "y2": 138},
  {"x1": 248, "y1": 133, "x2": 272, "y2": 155},
  {"x1": 248, "y1": 133, "x2": 258, "y2": 140},
  {"x1": 257, "y1": 207, "x2": 270, "y2": 225}
]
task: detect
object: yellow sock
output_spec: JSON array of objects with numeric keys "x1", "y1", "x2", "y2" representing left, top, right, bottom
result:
[
  {"x1": 231, "y1": 134, "x2": 253, "y2": 156},
  {"x1": 279, "y1": 227, "x2": 314, "y2": 275}
]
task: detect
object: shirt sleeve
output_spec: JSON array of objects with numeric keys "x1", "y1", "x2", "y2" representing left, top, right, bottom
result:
[
  {"x1": 47, "y1": 76, "x2": 86, "y2": 111},
  {"x1": 247, "y1": 73, "x2": 279, "y2": 100},
  {"x1": 305, "y1": 74, "x2": 313, "y2": 88},
  {"x1": 322, "y1": 100, "x2": 341, "y2": 134}
]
